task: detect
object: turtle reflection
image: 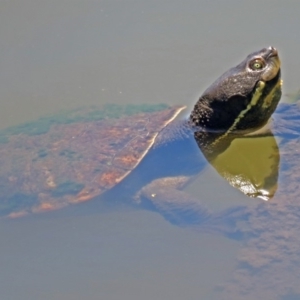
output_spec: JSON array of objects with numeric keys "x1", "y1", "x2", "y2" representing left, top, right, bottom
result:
[{"x1": 194, "y1": 129, "x2": 280, "y2": 201}]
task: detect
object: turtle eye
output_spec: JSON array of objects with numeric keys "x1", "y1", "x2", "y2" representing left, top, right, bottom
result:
[{"x1": 249, "y1": 59, "x2": 265, "y2": 71}]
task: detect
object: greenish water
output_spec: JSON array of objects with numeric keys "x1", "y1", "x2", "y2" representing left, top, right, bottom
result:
[{"x1": 0, "y1": 103, "x2": 168, "y2": 143}]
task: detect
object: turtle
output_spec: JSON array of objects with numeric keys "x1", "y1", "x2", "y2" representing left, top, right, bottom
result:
[
  {"x1": 0, "y1": 46, "x2": 283, "y2": 218},
  {"x1": 3, "y1": 46, "x2": 300, "y2": 298}
]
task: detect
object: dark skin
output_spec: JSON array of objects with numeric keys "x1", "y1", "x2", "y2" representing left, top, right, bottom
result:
[{"x1": 190, "y1": 47, "x2": 281, "y2": 131}]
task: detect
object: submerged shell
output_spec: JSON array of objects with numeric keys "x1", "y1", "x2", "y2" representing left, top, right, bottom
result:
[{"x1": 0, "y1": 103, "x2": 185, "y2": 217}]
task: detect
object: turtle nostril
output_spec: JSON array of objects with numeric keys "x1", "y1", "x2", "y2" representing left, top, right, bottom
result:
[
  {"x1": 267, "y1": 46, "x2": 278, "y2": 58},
  {"x1": 270, "y1": 46, "x2": 278, "y2": 55}
]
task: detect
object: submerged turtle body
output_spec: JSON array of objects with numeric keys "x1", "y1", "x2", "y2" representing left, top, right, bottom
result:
[
  {"x1": 0, "y1": 104, "x2": 184, "y2": 217},
  {"x1": 2, "y1": 46, "x2": 300, "y2": 300},
  {"x1": 0, "y1": 46, "x2": 283, "y2": 217}
]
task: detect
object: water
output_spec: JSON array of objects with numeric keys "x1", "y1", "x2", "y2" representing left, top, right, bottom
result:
[{"x1": 1, "y1": 1, "x2": 300, "y2": 299}]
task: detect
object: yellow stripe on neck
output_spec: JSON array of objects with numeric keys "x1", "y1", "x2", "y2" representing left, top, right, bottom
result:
[
  {"x1": 211, "y1": 80, "x2": 265, "y2": 146},
  {"x1": 261, "y1": 79, "x2": 283, "y2": 108}
]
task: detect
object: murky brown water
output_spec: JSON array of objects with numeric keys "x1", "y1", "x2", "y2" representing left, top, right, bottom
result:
[{"x1": 1, "y1": 1, "x2": 300, "y2": 299}]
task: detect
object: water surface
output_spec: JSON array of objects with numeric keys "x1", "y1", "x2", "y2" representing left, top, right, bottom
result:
[{"x1": 1, "y1": 1, "x2": 300, "y2": 299}]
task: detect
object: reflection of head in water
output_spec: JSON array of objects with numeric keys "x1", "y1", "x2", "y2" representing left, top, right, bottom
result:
[{"x1": 194, "y1": 129, "x2": 279, "y2": 201}]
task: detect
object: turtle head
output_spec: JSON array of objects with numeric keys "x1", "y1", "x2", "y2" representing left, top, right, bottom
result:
[{"x1": 190, "y1": 46, "x2": 282, "y2": 133}]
